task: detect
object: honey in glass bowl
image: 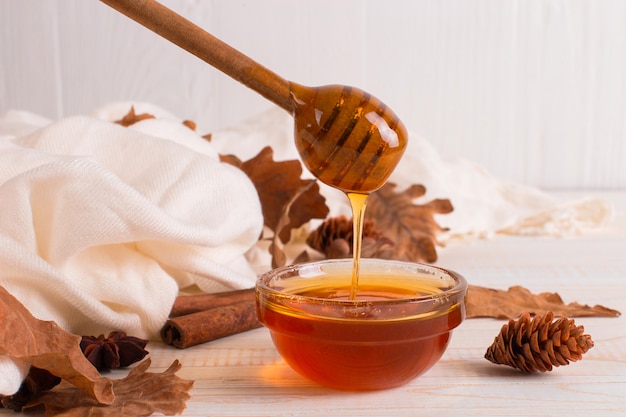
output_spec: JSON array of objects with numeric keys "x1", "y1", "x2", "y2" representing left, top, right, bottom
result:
[{"x1": 256, "y1": 258, "x2": 467, "y2": 391}]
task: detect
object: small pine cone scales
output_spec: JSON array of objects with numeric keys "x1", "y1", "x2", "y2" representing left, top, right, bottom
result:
[{"x1": 485, "y1": 311, "x2": 594, "y2": 373}]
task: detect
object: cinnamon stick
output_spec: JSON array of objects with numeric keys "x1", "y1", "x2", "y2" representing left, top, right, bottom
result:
[
  {"x1": 169, "y1": 288, "x2": 256, "y2": 318},
  {"x1": 161, "y1": 289, "x2": 261, "y2": 349}
]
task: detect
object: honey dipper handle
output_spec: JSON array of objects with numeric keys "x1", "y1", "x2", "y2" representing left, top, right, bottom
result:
[{"x1": 101, "y1": 0, "x2": 294, "y2": 112}]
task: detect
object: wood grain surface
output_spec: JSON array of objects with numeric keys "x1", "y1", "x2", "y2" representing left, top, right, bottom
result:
[
  {"x1": 2, "y1": 1, "x2": 626, "y2": 189},
  {"x1": 3, "y1": 190, "x2": 622, "y2": 416}
]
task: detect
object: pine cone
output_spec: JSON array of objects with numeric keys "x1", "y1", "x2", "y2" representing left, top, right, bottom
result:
[
  {"x1": 484, "y1": 311, "x2": 594, "y2": 373},
  {"x1": 307, "y1": 215, "x2": 391, "y2": 259}
]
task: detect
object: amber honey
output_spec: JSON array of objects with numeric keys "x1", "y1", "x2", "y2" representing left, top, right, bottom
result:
[
  {"x1": 291, "y1": 83, "x2": 408, "y2": 194},
  {"x1": 256, "y1": 262, "x2": 467, "y2": 390}
]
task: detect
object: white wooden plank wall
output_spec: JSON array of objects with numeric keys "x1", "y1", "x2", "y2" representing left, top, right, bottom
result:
[{"x1": 1, "y1": 0, "x2": 625, "y2": 189}]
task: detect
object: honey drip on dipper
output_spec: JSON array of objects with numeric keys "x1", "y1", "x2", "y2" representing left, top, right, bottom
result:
[
  {"x1": 290, "y1": 83, "x2": 407, "y2": 298},
  {"x1": 102, "y1": 0, "x2": 408, "y2": 299}
]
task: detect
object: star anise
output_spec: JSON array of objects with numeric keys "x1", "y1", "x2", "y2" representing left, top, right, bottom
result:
[
  {"x1": 0, "y1": 366, "x2": 61, "y2": 411},
  {"x1": 80, "y1": 331, "x2": 148, "y2": 371}
]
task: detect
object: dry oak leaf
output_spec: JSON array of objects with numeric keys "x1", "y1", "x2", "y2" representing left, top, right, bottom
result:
[
  {"x1": 115, "y1": 106, "x2": 198, "y2": 132},
  {"x1": 269, "y1": 181, "x2": 319, "y2": 268},
  {"x1": 114, "y1": 106, "x2": 155, "y2": 127},
  {"x1": 222, "y1": 146, "x2": 329, "y2": 243},
  {"x1": 466, "y1": 285, "x2": 621, "y2": 319},
  {"x1": 364, "y1": 182, "x2": 453, "y2": 263},
  {"x1": 0, "y1": 285, "x2": 114, "y2": 405},
  {"x1": 24, "y1": 358, "x2": 193, "y2": 417}
]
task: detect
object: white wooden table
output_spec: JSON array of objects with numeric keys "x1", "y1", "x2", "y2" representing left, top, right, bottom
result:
[{"x1": 5, "y1": 191, "x2": 626, "y2": 416}]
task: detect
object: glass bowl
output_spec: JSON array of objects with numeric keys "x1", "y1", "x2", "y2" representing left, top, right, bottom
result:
[{"x1": 256, "y1": 258, "x2": 467, "y2": 390}]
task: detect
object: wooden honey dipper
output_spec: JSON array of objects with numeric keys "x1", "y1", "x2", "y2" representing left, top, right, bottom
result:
[{"x1": 101, "y1": 0, "x2": 407, "y2": 193}]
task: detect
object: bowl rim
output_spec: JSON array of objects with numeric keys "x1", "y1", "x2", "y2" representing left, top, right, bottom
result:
[{"x1": 256, "y1": 258, "x2": 468, "y2": 307}]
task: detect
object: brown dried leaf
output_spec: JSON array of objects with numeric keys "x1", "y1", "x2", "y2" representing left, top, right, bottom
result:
[
  {"x1": 365, "y1": 182, "x2": 453, "y2": 263},
  {"x1": 182, "y1": 119, "x2": 197, "y2": 131},
  {"x1": 0, "y1": 286, "x2": 114, "y2": 405},
  {"x1": 466, "y1": 285, "x2": 621, "y2": 319},
  {"x1": 225, "y1": 146, "x2": 329, "y2": 243},
  {"x1": 114, "y1": 106, "x2": 155, "y2": 127},
  {"x1": 219, "y1": 153, "x2": 242, "y2": 166},
  {"x1": 283, "y1": 181, "x2": 329, "y2": 243},
  {"x1": 269, "y1": 182, "x2": 318, "y2": 268},
  {"x1": 293, "y1": 250, "x2": 312, "y2": 264},
  {"x1": 114, "y1": 107, "x2": 198, "y2": 132},
  {"x1": 25, "y1": 359, "x2": 193, "y2": 417}
]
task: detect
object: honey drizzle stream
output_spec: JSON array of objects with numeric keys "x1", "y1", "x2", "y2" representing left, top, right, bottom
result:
[{"x1": 347, "y1": 192, "x2": 369, "y2": 300}]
